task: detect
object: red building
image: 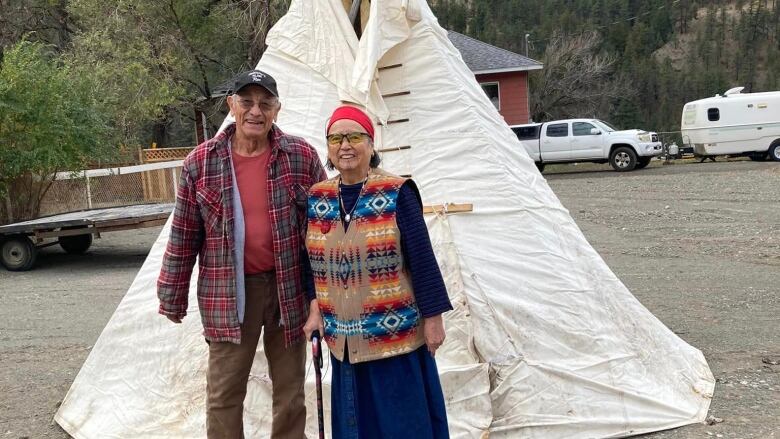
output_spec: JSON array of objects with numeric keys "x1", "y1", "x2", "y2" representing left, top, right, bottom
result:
[{"x1": 447, "y1": 31, "x2": 543, "y2": 125}]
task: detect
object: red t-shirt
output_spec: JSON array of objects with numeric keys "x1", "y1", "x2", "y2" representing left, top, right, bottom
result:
[{"x1": 232, "y1": 149, "x2": 275, "y2": 273}]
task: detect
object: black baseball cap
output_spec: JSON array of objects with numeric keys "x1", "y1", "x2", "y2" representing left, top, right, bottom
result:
[{"x1": 231, "y1": 70, "x2": 278, "y2": 97}]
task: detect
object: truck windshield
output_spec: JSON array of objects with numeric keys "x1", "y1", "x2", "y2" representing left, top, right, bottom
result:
[{"x1": 594, "y1": 120, "x2": 617, "y2": 132}]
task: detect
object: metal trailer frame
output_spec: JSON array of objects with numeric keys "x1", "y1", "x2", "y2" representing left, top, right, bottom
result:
[
  {"x1": 655, "y1": 131, "x2": 696, "y2": 161},
  {"x1": 0, "y1": 203, "x2": 172, "y2": 271}
]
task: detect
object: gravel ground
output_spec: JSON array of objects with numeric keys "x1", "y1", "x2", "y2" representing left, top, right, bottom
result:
[
  {"x1": 545, "y1": 159, "x2": 780, "y2": 438},
  {"x1": 0, "y1": 158, "x2": 778, "y2": 438}
]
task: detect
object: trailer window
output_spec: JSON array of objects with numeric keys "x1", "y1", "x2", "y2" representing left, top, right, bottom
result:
[
  {"x1": 511, "y1": 125, "x2": 541, "y2": 140},
  {"x1": 546, "y1": 123, "x2": 569, "y2": 137},
  {"x1": 683, "y1": 105, "x2": 697, "y2": 126},
  {"x1": 707, "y1": 108, "x2": 720, "y2": 122}
]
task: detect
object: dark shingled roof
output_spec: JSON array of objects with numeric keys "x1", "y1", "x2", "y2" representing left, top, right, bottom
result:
[{"x1": 447, "y1": 30, "x2": 543, "y2": 74}]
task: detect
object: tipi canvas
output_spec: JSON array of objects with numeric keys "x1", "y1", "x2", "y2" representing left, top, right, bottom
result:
[{"x1": 55, "y1": 1, "x2": 715, "y2": 437}]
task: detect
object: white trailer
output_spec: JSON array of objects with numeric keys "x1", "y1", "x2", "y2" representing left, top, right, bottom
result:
[{"x1": 681, "y1": 87, "x2": 780, "y2": 161}]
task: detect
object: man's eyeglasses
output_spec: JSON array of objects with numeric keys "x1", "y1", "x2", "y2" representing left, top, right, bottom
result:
[
  {"x1": 234, "y1": 97, "x2": 278, "y2": 111},
  {"x1": 326, "y1": 132, "x2": 371, "y2": 146}
]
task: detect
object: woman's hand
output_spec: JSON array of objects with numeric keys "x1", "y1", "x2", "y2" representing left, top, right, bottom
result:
[
  {"x1": 423, "y1": 314, "x2": 446, "y2": 357},
  {"x1": 303, "y1": 299, "x2": 325, "y2": 342}
]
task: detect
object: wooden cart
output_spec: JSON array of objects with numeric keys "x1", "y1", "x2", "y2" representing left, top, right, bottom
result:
[{"x1": 0, "y1": 203, "x2": 172, "y2": 271}]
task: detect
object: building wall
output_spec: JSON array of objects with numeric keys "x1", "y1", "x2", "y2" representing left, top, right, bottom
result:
[{"x1": 476, "y1": 71, "x2": 530, "y2": 125}]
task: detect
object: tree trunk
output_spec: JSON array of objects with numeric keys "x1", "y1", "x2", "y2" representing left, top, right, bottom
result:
[
  {"x1": 2, "y1": 192, "x2": 13, "y2": 225},
  {"x1": 152, "y1": 119, "x2": 169, "y2": 147},
  {"x1": 5, "y1": 175, "x2": 49, "y2": 222},
  {"x1": 243, "y1": 0, "x2": 271, "y2": 67}
]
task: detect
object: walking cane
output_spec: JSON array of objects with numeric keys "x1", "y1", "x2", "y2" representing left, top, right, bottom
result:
[{"x1": 311, "y1": 330, "x2": 325, "y2": 439}]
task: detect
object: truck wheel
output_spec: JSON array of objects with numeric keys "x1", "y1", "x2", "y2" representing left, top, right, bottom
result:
[
  {"x1": 769, "y1": 141, "x2": 780, "y2": 162},
  {"x1": 610, "y1": 147, "x2": 638, "y2": 171},
  {"x1": 59, "y1": 234, "x2": 93, "y2": 254},
  {"x1": 1, "y1": 235, "x2": 38, "y2": 271},
  {"x1": 635, "y1": 157, "x2": 651, "y2": 169},
  {"x1": 535, "y1": 162, "x2": 545, "y2": 173}
]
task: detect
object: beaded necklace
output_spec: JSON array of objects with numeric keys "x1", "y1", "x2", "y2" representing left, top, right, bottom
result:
[{"x1": 338, "y1": 174, "x2": 368, "y2": 223}]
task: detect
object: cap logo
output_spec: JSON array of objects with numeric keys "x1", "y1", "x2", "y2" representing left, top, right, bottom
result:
[{"x1": 250, "y1": 72, "x2": 266, "y2": 81}]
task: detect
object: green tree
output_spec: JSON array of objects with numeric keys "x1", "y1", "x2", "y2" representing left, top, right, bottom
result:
[
  {"x1": 530, "y1": 32, "x2": 636, "y2": 121},
  {"x1": 0, "y1": 0, "x2": 73, "y2": 58},
  {"x1": 0, "y1": 40, "x2": 117, "y2": 221},
  {"x1": 65, "y1": 0, "x2": 290, "y2": 147}
]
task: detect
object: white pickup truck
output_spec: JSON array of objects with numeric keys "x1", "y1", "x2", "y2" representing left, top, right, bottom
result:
[{"x1": 510, "y1": 119, "x2": 663, "y2": 172}]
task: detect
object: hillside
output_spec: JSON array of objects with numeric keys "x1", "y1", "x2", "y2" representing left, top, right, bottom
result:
[
  {"x1": 654, "y1": 2, "x2": 778, "y2": 91},
  {"x1": 2, "y1": 0, "x2": 776, "y2": 148},
  {"x1": 431, "y1": 0, "x2": 780, "y2": 132}
]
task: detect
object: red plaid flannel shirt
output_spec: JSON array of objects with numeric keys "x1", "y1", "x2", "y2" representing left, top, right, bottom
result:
[{"x1": 157, "y1": 124, "x2": 327, "y2": 345}]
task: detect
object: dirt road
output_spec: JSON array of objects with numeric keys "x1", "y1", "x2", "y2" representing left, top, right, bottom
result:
[{"x1": 1, "y1": 159, "x2": 778, "y2": 438}]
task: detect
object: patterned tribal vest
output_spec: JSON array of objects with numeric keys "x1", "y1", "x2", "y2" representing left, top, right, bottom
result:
[{"x1": 305, "y1": 170, "x2": 425, "y2": 363}]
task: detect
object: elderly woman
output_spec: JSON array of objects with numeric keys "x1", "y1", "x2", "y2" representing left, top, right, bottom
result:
[{"x1": 303, "y1": 105, "x2": 453, "y2": 438}]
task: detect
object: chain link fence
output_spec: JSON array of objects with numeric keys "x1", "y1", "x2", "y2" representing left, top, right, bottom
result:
[
  {"x1": 39, "y1": 164, "x2": 183, "y2": 216},
  {"x1": 1, "y1": 147, "x2": 195, "y2": 225},
  {"x1": 38, "y1": 147, "x2": 195, "y2": 217},
  {"x1": 40, "y1": 166, "x2": 181, "y2": 216}
]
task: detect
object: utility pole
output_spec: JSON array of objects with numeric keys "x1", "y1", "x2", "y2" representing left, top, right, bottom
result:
[
  {"x1": 524, "y1": 33, "x2": 531, "y2": 57},
  {"x1": 348, "y1": 0, "x2": 362, "y2": 37}
]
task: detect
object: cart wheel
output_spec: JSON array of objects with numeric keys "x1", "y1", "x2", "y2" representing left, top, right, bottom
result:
[
  {"x1": 1, "y1": 235, "x2": 38, "y2": 271},
  {"x1": 59, "y1": 234, "x2": 93, "y2": 254}
]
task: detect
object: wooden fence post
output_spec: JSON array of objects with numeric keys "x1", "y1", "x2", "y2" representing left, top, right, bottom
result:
[
  {"x1": 86, "y1": 175, "x2": 93, "y2": 209},
  {"x1": 170, "y1": 167, "x2": 178, "y2": 200},
  {"x1": 4, "y1": 192, "x2": 13, "y2": 223}
]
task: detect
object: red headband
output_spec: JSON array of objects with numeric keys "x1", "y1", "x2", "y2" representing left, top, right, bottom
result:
[{"x1": 327, "y1": 106, "x2": 375, "y2": 139}]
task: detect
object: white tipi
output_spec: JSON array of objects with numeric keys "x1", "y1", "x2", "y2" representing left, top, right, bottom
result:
[{"x1": 55, "y1": 1, "x2": 715, "y2": 437}]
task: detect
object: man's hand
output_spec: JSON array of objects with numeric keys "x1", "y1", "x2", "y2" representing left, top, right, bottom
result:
[
  {"x1": 423, "y1": 314, "x2": 446, "y2": 357},
  {"x1": 166, "y1": 315, "x2": 183, "y2": 324},
  {"x1": 303, "y1": 299, "x2": 325, "y2": 341}
]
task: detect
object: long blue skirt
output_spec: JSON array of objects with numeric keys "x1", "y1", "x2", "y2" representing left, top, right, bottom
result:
[{"x1": 330, "y1": 345, "x2": 450, "y2": 439}]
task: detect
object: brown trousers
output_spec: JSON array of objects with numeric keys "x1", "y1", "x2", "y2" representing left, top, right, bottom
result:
[{"x1": 207, "y1": 273, "x2": 306, "y2": 439}]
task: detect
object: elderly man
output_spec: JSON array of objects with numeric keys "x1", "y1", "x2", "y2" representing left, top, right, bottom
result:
[{"x1": 158, "y1": 69, "x2": 327, "y2": 439}]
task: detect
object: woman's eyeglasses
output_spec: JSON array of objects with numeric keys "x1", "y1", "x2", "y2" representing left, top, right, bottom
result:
[{"x1": 326, "y1": 132, "x2": 370, "y2": 146}]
